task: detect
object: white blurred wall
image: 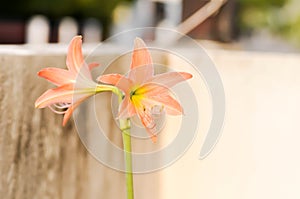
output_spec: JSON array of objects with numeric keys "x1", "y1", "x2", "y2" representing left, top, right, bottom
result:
[{"x1": 162, "y1": 50, "x2": 300, "y2": 199}]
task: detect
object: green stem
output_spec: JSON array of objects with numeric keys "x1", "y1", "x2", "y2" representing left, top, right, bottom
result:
[
  {"x1": 110, "y1": 85, "x2": 134, "y2": 199},
  {"x1": 120, "y1": 118, "x2": 134, "y2": 199},
  {"x1": 96, "y1": 84, "x2": 121, "y2": 94}
]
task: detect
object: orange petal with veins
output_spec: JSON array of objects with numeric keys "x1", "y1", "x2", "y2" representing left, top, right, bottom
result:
[
  {"x1": 129, "y1": 38, "x2": 154, "y2": 84},
  {"x1": 150, "y1": 94, "x2": 183, "y2": 115},
  {"x1": 150, "y1": 72, "x2": 192, "y2": 88},
  {"x1": 62, "y1": 95, "x2": 90, "y2": 126},
  {"x1": 98, "y1": 73, "x2": 132, "y2": 93},
  {"x1": 136, "y1": 105, "x2": 157, "y2": 143},
  {"x1": 117, "y1": 96, "x2": 136, "y2": 119},
  {"x1": 38, "y1": 67, "x2": 74, "y2": 86},
  {"x1": 35, "y1": 84, "x2": 74, "y2": 108},
  {"x1": 66, "y1": 36, "x2": 84, "y2": 73}
]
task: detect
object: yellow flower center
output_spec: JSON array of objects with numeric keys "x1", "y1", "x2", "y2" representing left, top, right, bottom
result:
[{"x1": 130, "y1": 86, "x2": 146, "y2": 110}]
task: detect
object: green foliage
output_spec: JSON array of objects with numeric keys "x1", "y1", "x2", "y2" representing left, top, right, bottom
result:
[
  {"x1": 239, "y1": 0, "x2": 287, "y2": 29},
  {"x1": 239, "y1": 0, "x2": 286, "y2": 8},
  {"x1": 239, "y1": 0, "x2": 300, "y2": 47},
  {"x1": 0, "y1": 0, "x2": 132, "y2": 22},
  {"x1": 25, "y1": 0, "x2": 132, "y2": 19},
  {"x1": 0, "y1": 0, "x2": 131, "y2": 38}
]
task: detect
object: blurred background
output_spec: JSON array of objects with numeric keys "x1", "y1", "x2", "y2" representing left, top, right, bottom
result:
[
  {"x1": 0, "y1": 0, "x2": 299, "y2": 52},
  {"x1": 2, "y1": 1, "x2": 300, "y2": 199}
]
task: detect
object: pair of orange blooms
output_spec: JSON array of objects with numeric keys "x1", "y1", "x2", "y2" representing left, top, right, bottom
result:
[{"x1": 35, "y1": 36, "x2": 192, "y2": 142}]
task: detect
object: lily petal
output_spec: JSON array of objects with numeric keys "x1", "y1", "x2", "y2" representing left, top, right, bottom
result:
[
  {"x1": 88, "y1": 62, "x2": 100, "y2": 71},
  {"x1": 66, "y1": 36, "x2": 84, "y2": 73},
  {"x1": 38, "y1": 67, "x2": 74, "y2": 86},
  {"x1": 149, "y1": 94, "x2": 183, "y2": 115},
  {"x1": 129, "y1": 38, "x2": 154, "y2": 84},
  {"x1": 150, "y1": 72, "x2": 192, "y2": 88},
  {"x1": 135, "y1": 83, "x2": 183, "y2": 115},
  {"x1": 62, "y1": 95, "x2": 90, "y2": 126},
  {"x1": 35, "y1": 84, "x2": 93, "y2": 108},
  {"x1": 97, "y1": 73, "x2": 123, "y2": 85},
  {"x1": 117, "y1": 96, "x2": 136, "y2": 119},
  {"x1": 136, "y1": 105, "x2": 157, "y2": 143},
  {"x1": 35, "y1": 84, "x2": 73, "y2": 108},
  {"x1": 135, "y1": 82, "x2": 169, "y2": 96},
  {"x1": 98, "y1": 74, "x2": 132, "y2": 93}
]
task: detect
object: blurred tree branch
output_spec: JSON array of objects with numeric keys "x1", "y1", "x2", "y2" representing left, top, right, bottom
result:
[{"x1": 176, "y1": 0, "x2": 227, "y2": 35}]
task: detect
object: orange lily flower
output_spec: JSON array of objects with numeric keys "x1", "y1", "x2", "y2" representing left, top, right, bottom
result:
[
  {"x1": 98, "y1": 38, "x2": 192, "y2": 142},
  {"x1": 35, "y1": 36, "x2": 114, "y2": 126}
]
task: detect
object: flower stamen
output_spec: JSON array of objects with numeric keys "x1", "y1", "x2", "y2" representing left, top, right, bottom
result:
[{"x1": 48, "y1": 102, "x2": 71, "y2": 114}]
